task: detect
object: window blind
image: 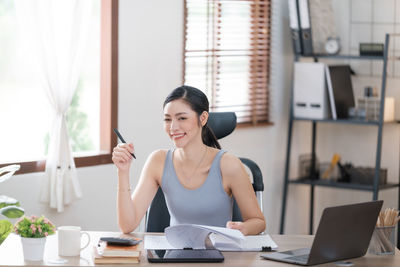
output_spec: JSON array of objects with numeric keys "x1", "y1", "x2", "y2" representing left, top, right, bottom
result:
[{"x1": 183, "y1": 0, "x2": 271, "y2": 124}]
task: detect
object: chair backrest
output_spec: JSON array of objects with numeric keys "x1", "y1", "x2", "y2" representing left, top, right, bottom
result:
[{"x1": 145, "y1": 112, "x2": 263, "y2": 232}]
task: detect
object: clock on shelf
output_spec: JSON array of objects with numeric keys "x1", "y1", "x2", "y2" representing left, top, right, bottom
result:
[{"x1": 324, "y1": 37, "x2": 341, "y2": 55}]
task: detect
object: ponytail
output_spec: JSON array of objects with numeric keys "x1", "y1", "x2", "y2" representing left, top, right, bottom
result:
[{"x1": 202, "y1": 124, "x2": 221, "y2": 149}]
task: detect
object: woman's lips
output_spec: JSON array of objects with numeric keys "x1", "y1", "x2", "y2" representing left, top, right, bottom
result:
[{"x1": 171, "y1": 133, "x2": 185, "y2": 140}]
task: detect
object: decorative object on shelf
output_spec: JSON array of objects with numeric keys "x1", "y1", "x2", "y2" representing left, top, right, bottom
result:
[
  {"x1": 359, "y1": 43, "x2": 384, "y2": 57},
  {"x1": 356, "y1": 97, "x2": 395, "y2": 122},
  {"x1": 13, "y1": 215, "x2": 56, "y2": 261},
  {"x1": 364, "y1": 86, "x2": 377, "y2": 98},
  {"x1": 321, "y1": 153, "x2": 340, "y2": 179},
  {"x1": 337, "y1": 162, "x2": 351, "y2": 183},
  {"x1": 319, "y1": 162, "x2": 339, "y2": 180},
  {"x1": 299, "y1": 154, "x2": 320, "y2": 179},
  {"x1": 324, "y1": 37, "x2": 340, "y2": 55},
  {"x1": 0, "y1": 164, "x2": 24, "y2": 245}
]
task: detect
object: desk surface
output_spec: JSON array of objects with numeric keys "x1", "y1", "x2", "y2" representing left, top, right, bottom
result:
[{"x1": 0, "y1": 231, "x2": 398, "y2": 266}]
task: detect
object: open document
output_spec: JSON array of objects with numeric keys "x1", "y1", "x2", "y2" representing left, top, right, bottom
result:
[{"x1": 144, "y1": 224, "x2": 278, "y2": 252}]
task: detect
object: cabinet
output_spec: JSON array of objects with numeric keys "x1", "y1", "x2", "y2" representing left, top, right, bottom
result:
[{"x1": 279, "y1": 34, "x2": 400, "y2": 248}]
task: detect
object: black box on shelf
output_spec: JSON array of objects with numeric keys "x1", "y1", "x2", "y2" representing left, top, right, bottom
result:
[
  {"x1": 349, "y1": 167, "x2": 387, "y2": 185},
  {"x1": 359, "y1": 43, "x2": 384, "y2": 57}
]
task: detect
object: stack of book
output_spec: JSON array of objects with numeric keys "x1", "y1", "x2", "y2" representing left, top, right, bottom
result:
[{"x1": 93, "y1": 240, "x2": 141, "y2": 264}]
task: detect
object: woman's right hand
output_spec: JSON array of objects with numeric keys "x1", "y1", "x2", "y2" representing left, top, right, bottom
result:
[{"x1": 112, "y1": 143, "x2": 135, "y2": 172}]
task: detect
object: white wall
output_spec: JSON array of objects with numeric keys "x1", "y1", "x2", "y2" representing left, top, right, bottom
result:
[{"x1": 2, "y1": 0, "x2": 398, "y2": 235}]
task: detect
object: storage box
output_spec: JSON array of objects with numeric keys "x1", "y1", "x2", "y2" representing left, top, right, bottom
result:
[
  {"x1": 349, "y1": 167, "x2": 387, "y2": 185},
  {"x1": 293, "y1": 62, "x2": 330, "y2": 119}
]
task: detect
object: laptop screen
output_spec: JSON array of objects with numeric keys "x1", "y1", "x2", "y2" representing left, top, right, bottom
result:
[{"x1": 308, "y1": 201, "x2": 383, "y2": 265}]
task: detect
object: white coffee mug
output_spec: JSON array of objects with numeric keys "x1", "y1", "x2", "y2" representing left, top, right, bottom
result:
[{"x1": 58, "y1": 226, "x2": 90, "y2": 256}]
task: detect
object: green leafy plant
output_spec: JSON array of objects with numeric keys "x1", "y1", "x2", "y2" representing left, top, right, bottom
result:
[
  {"x1": 14, "y1": 215, "x2": 55, "y2": 238},
  {"x1": 0, "y1": 164, "x2": 24, "y2": 244}
]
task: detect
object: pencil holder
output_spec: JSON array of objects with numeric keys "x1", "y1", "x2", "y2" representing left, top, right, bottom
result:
[{"x1": 368, "y1": 226, "x2": 395, "y2": 255}]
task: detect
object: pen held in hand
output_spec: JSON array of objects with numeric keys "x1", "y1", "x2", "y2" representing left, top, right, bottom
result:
[{"x1": 113, "y1": 128, "x2": 136, "y2": 159}]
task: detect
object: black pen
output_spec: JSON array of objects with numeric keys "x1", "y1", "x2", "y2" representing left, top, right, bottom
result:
[{"x1": 113, "y1": 128, "x2": 136, "y2": 159}]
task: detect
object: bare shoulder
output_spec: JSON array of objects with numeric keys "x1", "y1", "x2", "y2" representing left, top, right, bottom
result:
[
  {"x1": 220, "y1": 152, "x2": 245, "y2": 177},
  {"x1": 147, "y1": 149, "x2": 168, "y2": 164},
  {"x1": 143, "y1": 149, "x2": 168, "y2": 184}
]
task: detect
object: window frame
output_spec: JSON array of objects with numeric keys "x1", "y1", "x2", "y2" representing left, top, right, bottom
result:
[{"x1": 0, "y1": 0, "x2": 118, "y2": 174}]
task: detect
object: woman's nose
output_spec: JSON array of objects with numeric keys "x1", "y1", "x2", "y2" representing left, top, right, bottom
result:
[{"x1": 170, "y1": 119, "x2": 178, "y2": 131}]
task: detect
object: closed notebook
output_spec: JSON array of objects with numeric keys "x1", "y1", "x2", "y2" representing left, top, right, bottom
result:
[
  {"x1": 97, "y1": 241, "x2": 141, "y2": 257},
  {"x1": 93, "y1": 247, "x2": 140, "y2": 264}
]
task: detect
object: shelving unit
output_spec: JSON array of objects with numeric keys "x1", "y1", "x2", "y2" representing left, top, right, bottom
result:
[{"x1": 279, "y1": 34, "x2": 400, "y2": 248}]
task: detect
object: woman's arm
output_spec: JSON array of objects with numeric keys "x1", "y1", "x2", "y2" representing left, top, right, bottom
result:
[
  {"x1": 113, "y1": 145, "x2": 165, "y2": 233},
  {"x1": 221, "y1": 153, "x2": 266, "y2": 235}
]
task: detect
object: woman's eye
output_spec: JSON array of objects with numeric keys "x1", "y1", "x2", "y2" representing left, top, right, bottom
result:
[
  {"x1": 178, "y1": 117, "x2": 187, "y2": 121},
  {"x1": 164, "y1": 118, "x2": 171, "y2": 122}
]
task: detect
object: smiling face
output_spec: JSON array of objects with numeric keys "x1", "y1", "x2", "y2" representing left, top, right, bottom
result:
[{"x1": 163, "y1": 99, "x2": 206, "y2": 148}]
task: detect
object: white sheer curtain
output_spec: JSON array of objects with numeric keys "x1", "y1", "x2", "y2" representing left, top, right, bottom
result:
[{"x1": 15, "y1": 0, "x2": 93, "y2": 212}]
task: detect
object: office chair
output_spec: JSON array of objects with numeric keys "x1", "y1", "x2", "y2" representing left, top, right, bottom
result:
[{"x1": 145, "y1": 112, "x2": 264, "y2": 232}]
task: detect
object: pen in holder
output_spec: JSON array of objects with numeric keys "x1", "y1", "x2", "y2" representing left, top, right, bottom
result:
[{"x1": 368, "y1": 208, "x2": 400, "y2": 255}]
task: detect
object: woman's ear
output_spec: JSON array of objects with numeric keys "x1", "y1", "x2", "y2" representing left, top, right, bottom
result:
[{"x1": 200, "y1": 111, "x2": 209, "y2": 127}]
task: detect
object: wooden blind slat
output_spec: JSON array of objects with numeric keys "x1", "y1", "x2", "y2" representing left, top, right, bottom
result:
[{"x1": 183, "y1": 0, "x2": 271, "y2": 125}]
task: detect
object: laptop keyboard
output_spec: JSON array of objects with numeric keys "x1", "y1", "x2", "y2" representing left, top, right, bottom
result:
[{"x1": 286, "y1": 254, "x2": 309, "y2": 263}]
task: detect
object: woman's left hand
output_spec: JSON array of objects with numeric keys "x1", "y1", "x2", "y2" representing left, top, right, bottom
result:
[{"x1": 226, "y1": 221, "x2": 247, "y2": 235}]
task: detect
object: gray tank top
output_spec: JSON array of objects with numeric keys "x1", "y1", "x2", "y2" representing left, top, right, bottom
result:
[{"x1": 161, "y1": 149, "x2": 233, "y2": 227}]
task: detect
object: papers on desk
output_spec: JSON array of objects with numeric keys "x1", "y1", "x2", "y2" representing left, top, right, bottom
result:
[
  {"x1": 144, "y1": 224, "x2": 278, "y2": 252},
  {"x1": 209, "y1": 234, "x2": 278, "y2": 251}
]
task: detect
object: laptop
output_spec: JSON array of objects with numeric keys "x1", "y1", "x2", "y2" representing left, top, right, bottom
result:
[{"x1": 261, "y1": 201, "x2": 383, "y2": 265}]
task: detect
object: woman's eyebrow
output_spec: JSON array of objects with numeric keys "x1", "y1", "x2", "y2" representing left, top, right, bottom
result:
[
  {"x1": 164, "y1": 112, "x2": 188, "y2": 117},
  {"x1": 175, "y1": 112, "x2": 188, "y2": 116}
]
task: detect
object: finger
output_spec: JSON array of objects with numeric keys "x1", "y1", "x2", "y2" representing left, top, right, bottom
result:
[
  {"x1": 226, "y1": 221, "x2": 235, "y2": 228},
  {"x1": 112, "y1": 154, "x2": 126, "y2": 165},
  {"x1": 114, "y1": 145, "x2": 133, "y2": 159},
  {"x1": 113, "y1": 151, "x2": 131, "y2": 162},
  {"x1": 117, "y1": 143, "x2": 132, "y2": 153},
  {"x1": 227, "y1": 221, "x2": 242, "y2": 230}
]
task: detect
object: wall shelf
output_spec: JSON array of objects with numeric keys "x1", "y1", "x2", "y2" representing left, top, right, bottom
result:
[
  {"x1": 289, "y1": 178, "x2": 400, "y2": 192},
  {"x1": 300, "y1": 54, "x2": 384, "y2": 60},
  {"x1": 280, "y1": 34, "x2": 400, "y2": 249},
  {"x1": 293, "y1": 117, "x2": 380, "y2": 126}
]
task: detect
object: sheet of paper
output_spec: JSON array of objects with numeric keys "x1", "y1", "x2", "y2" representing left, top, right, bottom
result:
[
  {"x1": 164, "y1": 224, "x2": 245, "y2": 250},
  {"x1": 209, "y1": 234, "x2": 278, "y2": 251},
  {"x1": 165, "y1": 224, "x2": 211, "y2": 249},
  {"x1": 144, "y1": 235, "x2": 175, "y2": 250},
  {"x1": 194, "y1": 224, "x2": 245, "y2": 243}
]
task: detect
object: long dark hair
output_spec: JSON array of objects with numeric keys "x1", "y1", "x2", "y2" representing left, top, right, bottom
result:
[{"x1": 163, "y1": 85, "x2": 221, "y2": 149}]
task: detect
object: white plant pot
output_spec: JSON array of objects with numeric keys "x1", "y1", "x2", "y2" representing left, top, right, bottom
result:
[{"x1": 21, "y1": 237, "x2": 46, "y2": 261}]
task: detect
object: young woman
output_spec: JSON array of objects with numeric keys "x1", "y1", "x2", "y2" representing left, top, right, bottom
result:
[{"x1": 112, "y1": 86, "x2": 266, "y2": 235}]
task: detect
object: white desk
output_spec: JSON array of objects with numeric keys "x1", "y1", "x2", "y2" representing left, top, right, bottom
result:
[{"x1": 0, "y1": 231, "x2": 399, "y2": 266}]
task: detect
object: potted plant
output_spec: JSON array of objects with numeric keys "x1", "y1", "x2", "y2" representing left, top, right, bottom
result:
[
  {"x1": 14, "y1": 215, "x2": 56, "y2": 261},
  {"x1": 0, "y1": 164, "x2": 25, "y2": 245}
]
